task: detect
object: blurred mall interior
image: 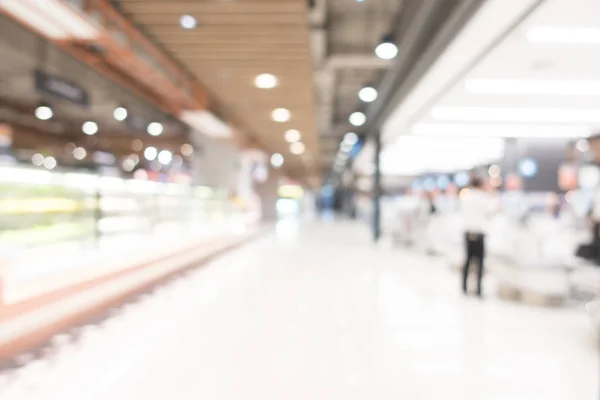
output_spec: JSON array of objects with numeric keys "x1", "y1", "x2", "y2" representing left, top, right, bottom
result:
[{"x1": 0, "y1": 0, "x2": 599, "y2": 398}]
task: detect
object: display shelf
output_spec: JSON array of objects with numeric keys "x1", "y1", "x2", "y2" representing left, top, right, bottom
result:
[{"x1": 0, "y1": 166, "x2": 228, "y2": 249}]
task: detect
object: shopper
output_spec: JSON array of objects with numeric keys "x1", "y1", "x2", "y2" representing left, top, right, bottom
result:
[
  {"x1": 460, "y1": 176, "x2": 490, "y2": 297},
  {"x1": 592, "y1": 183, "x2": 600, "y2": 260}
]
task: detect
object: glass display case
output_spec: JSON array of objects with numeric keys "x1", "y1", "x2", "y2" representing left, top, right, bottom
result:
[{"x1": 0, "y1": 166, "x2": 233, "y2": 251}]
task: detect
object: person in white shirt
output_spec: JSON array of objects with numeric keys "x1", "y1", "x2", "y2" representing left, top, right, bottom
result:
[
  {"x1": 460, "y1": 176, "x2": 491, "y2": 297},
  {"x1": 592, "y1": 185, "x2": 600, "y2": 245}
]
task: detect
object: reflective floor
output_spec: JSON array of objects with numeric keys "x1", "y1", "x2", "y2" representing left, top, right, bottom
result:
[{"x1": 2, "y1": 219, "x2": 598, "y2": 399}]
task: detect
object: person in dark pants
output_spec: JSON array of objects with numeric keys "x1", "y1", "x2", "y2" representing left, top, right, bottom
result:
[{"x1": 460, "y1": 176, "x2": 490, "y2": 297}]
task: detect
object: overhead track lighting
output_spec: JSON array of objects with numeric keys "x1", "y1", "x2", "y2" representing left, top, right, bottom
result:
[
  {"x1": 343, "y1": 132, "x2": 359, "y2": 145},
  {"x1": 375, "y1": 34, "x2": 398, "y2": 60},
  {"x1": 113, "y1": 106, "x2": 128, "y2": 121},
  {"x1": 349, "y1": 111, "x2": 366, "y2": 126},
  {"x1": 358, "y1": 86, "x2": 378, "y2": 102},
  {"x1": 35, "y1": 103, "x2": 53, "y2": 120}
]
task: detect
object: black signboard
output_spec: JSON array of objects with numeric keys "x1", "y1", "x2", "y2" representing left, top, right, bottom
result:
[{"x1": 34, "y1": 69, "x2": 89, "y2": 107}]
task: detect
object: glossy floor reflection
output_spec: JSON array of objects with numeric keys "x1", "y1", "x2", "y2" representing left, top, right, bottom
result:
[{"x1": 3, "y1": 220, "x2": 598, "y2": 399}]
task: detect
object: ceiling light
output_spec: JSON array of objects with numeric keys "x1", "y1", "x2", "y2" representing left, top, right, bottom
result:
[
  {"x1": 431, "y1": 107, "x2": 600, "y2": 124},
  {"x1": 344, "y1": 132, "x2": 359, "y2": 145},
  {"x1": 113, "y1": 106, "x2": 128, "y2": 121},
  {"x1": 132, "y1": 139, "x2": 144, "y2": 152},
  {"x1": 82, "y1": 121, "x2": 98, "y2": 135},
  {"x1": 271, "y1": 153, "x2": 284, "y2": 168},
  {"x1": 158, "y1": 150, "x2": 173, "y2": 165},
  {"x1": 359, "y1": 87, "x2": 378, "y2": 102},
  {"x1": 172, "y1": 155, "x2": 183, "y2": 168},
  {"x1": 255, "y1": 73, "x2": 278, "y2": 89},
  {"x1": 349, "y1": 111, "x2": 366, "y2": 126},
  {"x1": 375, "y1": 35, "x2": 398, "y2": 60},
  {"x1": 290, "y1": 142, "x2": 305, "y2": 155},
  {"x1": 147, "y1": 122, "x2": 163, "y2": 136},
  {"x1": 35, "y1": 104, "x2": 53, "y2": 120},
  {"x1": 272, "y1": 108, "x2": 291, "y2": 122},
  {"x1": 285, "y1": 129, "x2": 301, "y2": 143},
  {"x1": 43, "y1": 156, "x2": 57, "y2": 170},
  {"x1": 73, "y1": 147, "x2": 87, "y2": 160},
  {"x1": 122, "y1": 158, "x2": 136, "y2": 172},
  {"x1": 181, "y1": 143, "x2": 194, "y2": 156},
  {"x1": 488, "y1": 164, "x2": 501, "y2": 178},
  {"x1": 412, "y1": 123, "x2": 592, "y2": 138},
  {"x1": 340, "y1": 141, "x2": 353, "y2": 152},
  {"x1": 527, "y1": 26, "x2": 600, "y2": 44},
  {"x1": 180, "y1": 14, "x2": 197, "y2": 29},
  {"x1": 144, "y1": 146, "x2": 158, "y2": 161},
  {"x1": 31, "y1": 153, "x2": 44, "y2": 166},
  {"x1": 466, "y1": 79, "x2": 600, "y2": 96}
]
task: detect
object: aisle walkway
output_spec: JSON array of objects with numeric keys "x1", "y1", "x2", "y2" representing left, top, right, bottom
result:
[{"x1": 2, "y1": 220, "x2": 597, "y2": 399}]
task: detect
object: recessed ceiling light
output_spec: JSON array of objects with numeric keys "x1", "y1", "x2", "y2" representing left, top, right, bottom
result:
[
  {"x1": 344, "y1": 132, "x2": 359, "y2": 145},
  {"x1": 290, "y1": 142, "x2": 305, "y2": 155},
  {"x1": 43, "y1": 156, "x2": 57, "y2": 170},
  {"x1": 31, "y1": 153, "x2": 44, "y2": 166},
  {"x1": 113, "y1": 106, "x2": 128, "y2": 121},
  {"x1": 73, "y1": 147, "x2": 87, "y2": 160},
  {"x1": 132, "y1": 139, "x2": 144, "y2": 152},
  {"x1": 158, "y1": 150, "x2": 173, "y2": 165},
  {"x1": 35, "y1": 104, "x2": 53, "y2": 120},
  {"x1": 375, "y1": 35, "x2": 398, "y2": 60},
  {"x1": 358, "y1": 87, "x2": 378, "y2": 102},
  {"x1": 181, "y1": 143, "x2": 194, "y2": 156},
  {"x1": 349, "y1": 111, "x2": 366, "y2": 126},
  {"x1": 271, "y1": 153, "x2": 284, "y2": 168},
  {"x1": 82, "y1": 121, "x2": 98, "y2": 135},
  {"x1": 255, "y1": 73, "x2": 278, "y2": 89},
  {"x1": 180, "y1": 14, "x2": 197, "y2": 30},
  {"x1": 285, "y1": 129, "x2": 301, "y2": 143},
  {"x1": 272, "y1": 108, "x2": 291, "y2": 122},
  {"x1": 147, "y1": 122, "x2": 163, "y2": 136},
  {"x1": 144, "y1": 146, "x2": 158, "y2": 161}
]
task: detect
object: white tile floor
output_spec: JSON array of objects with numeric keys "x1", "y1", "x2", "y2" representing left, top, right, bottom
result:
[{"x1": 2, "y1": 219, "x2": 598, "y2": 399}]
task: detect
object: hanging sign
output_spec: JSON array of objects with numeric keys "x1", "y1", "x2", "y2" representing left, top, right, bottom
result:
[{"x1": 34, "y1": 69, "x2": 89, "y2": 107}]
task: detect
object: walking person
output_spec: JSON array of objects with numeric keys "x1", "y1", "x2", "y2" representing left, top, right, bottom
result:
[{"x1": 460, "y1": 176, "x2": 491, "y2": 297}]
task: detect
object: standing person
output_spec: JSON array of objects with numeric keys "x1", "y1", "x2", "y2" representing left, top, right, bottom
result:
[
  {"x1": 460, "y1": 176, "x2": 490, "y2": 297},
  {"x1": 591, "y1": 183, "x2": 600, "y2": 262}
]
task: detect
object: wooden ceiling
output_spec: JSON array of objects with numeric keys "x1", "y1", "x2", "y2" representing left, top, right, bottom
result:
[{"x1": 118, "y1": 0, "x2": 319, "y2": 177}]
